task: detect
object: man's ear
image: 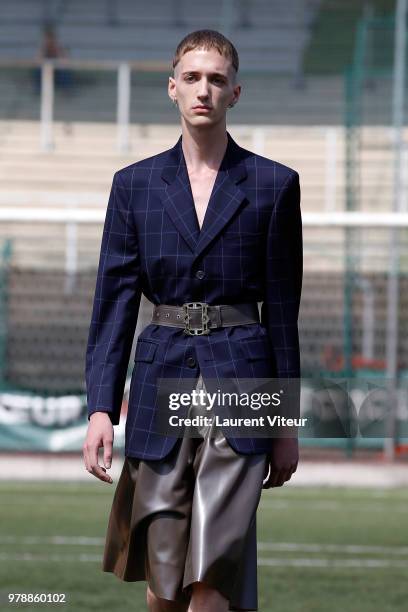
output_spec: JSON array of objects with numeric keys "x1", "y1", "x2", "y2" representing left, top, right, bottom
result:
[{"x1": 168, "y1": 76, "x2": 175, "y2": 99}]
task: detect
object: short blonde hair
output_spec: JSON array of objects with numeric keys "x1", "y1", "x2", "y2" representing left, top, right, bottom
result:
[{"x1": 172, "y1": 29, "x2": 239, "y2": 80}]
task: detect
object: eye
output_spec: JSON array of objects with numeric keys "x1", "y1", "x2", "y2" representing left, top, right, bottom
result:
[{"x1": 184, "y1": 75, "x2": 195, "y2": 82}]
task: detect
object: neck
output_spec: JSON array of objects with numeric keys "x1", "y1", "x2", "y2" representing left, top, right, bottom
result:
[{"x1": 180, "y1": 123, "x2": 228, "y2": 173}]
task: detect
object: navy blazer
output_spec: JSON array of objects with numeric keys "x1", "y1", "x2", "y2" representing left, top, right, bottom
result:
[{"x1": 85, "y1": 130, "x2": 303, "y2": 460}]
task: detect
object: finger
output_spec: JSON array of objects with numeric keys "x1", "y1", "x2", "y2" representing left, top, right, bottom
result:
[
  {"x1": 92, "y1": 463, "x2": 112, "y2": 483},
  {"x1": 278, "y1": 468, "x2": 296, "y2": 486},
  {"x1": 266, "y1": 469, "x2": 281, "y2": 488},
  {"x1": 273, "y1": 467, "x2": 293, "y2": 487},
  {"x1": 88, "y1": 438, "x2": 100, "y2": 474},
  {"x1": 284, "y1": 463, "x2": 297, "y2": 480},
  {"x1": 264, "y1": 466, "x2": 279, "y2": 488},
  {"x1": 91, "y1": 458, "x2": 113, "y2": 483},
  {"x1": 271, "y1": 473, "x2": 284, "y2": 487},
  {"x1": 83, "y1": 444, "x2": 90, "y2": 472},
  {"x1": 278, "y1": 469, "x2": 292, "y2": 486},
  {"x1": 83, "y1": 442, "x2": 94, "y2": 474},
  {"x1": 89, "y1": 441, "x2": 113, "y2": 483},
  {"x1": 103, "y1": 437, "x2": 113, "y2": 470},
  {"x1": 286, "y1": 466, "x2": 297, "y2": 481},
  {"x1": 264, "y1": 462, "x2": 298, "y2": 488}
]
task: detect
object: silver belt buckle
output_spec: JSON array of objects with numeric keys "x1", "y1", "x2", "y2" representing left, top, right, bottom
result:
[{"x1": 182, "y1": 302, "x2": 211, "y2": 335}]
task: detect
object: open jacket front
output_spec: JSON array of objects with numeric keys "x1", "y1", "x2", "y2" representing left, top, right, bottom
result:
[{"x1": 85, "y1": 131, "x2": 303, "y2": 460}]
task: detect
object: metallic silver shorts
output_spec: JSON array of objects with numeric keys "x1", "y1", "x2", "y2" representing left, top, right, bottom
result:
[{"x1": 102, "y1": 374, "x2": 268, "y2": 611}]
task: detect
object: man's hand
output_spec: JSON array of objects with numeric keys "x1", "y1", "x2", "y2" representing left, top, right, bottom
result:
[
  {"x1": 262, "y1": 437, "x2": 299, "y2": 488},
  {"x1": 83, "y1": 412, "x2": 114, "y2": 483}
]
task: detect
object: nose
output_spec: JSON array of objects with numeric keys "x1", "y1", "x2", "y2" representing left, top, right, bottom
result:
[{"x1": 197, "y1": 78, "x2": 210, "y2": 98}]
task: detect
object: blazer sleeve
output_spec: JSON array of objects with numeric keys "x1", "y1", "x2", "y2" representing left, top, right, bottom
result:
[
  {"x1": 261, "y1": 170, "x2": 303, "y2": 381},
  {"x1": 85, "y1": 171, "x2": 142, "y2": 425}
]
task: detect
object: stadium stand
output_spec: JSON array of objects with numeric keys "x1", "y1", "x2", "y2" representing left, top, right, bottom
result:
[{"x1": 0, "y1": 0, "x2": 405, "y2": 408}]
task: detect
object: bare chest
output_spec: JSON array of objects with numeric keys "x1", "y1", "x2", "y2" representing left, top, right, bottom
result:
[{"x1": 188, "y1": 172, "x2": 218, "y2": 230}]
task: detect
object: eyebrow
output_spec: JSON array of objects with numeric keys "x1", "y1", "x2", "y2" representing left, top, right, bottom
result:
[{"x1": 181, "y1": 71, "x2": 227, "y2": 78}]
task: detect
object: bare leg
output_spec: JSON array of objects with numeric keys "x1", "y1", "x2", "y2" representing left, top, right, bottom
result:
[
  {"x1": 146, "y1": 584, "x2": 189, "y2": 612},
  {"x1": 188, "y1": 581, "x2": 229, "y2": 612}
]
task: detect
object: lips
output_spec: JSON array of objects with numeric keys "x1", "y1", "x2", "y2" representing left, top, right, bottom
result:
[{"x1": 193, "y1": 106, "x2": 211, "y2": 110}]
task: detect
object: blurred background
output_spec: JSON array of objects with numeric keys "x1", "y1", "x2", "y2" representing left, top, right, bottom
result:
[{"x1": 0, "y1": 1, "x2": 407, "y2": 611}]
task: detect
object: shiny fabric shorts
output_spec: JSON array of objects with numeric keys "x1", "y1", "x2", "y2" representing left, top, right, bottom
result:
[{"x1": 102, "y1": 373, "x2": 268, "y2": 611}]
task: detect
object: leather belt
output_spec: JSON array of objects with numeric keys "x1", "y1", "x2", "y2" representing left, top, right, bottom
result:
[{"x1": 151, "y1": 302, "x2": 260, "y2": 336}]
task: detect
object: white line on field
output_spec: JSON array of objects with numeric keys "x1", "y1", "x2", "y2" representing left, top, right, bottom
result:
[
  {"x1": 257, "y1": 542, "x2": 408, "y2": 555},
  {"x1": 0, "y1": 552, "x2": 101, "y2": 562},
  {"x1": 0, "y1": 552, "x2": 407, "y2": 568},
  {"x1": 1, "y1": 536, "x2": 408, "y2": 556},
  {"x1": 0, "y1": 535, "x2": 104, "y2": 545},
  {"x1": 259, "y1": 500, "x2": 408, "y2": 512},
  {"x1": 257, "y1": 558, "x2": 408, "y2": 568}
]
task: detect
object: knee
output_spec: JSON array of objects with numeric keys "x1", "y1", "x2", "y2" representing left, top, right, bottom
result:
[
  {"x1": 146, "y1": 584, "x2": 186, "y2": 612},
  {"x1": 146, "y1": 585, "x2": 156, "y2": 609},
  {"x1": 146, "y1": 585, "x2": 165, "y2": 611},
  {"x1": 189, "y1": 581, "x2": 229, "y2": 612}
]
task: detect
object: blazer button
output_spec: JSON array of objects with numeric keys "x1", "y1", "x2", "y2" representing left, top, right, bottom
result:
[
  {"x1": 186, "y1": 356, "x2": 196, "y2": 368},
  {"x1": 195, "y1": 269, "x2": 205, "y2": 279}
]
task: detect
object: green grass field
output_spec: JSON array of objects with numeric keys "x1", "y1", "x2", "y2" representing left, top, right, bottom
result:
[{"x1": 0, "y1": 481, "x2": 407, "y2": 611}]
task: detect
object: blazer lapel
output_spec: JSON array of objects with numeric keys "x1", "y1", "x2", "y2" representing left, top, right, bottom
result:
[{"x1": 160, "y1": 130, "x2": 249, "y2": 261}]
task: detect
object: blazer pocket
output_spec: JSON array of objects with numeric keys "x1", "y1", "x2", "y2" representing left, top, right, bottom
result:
[
  {"x1": 238, "y1": 337, "x2": 272, "y2": 361},
  {"x1": 133, "y1": 338, "x2": 159, "y2": 363}
]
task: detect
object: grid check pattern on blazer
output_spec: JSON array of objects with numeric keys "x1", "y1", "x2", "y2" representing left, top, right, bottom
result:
[{"x1": 85, "y1": 131, "x2": 303, "y2": 460}]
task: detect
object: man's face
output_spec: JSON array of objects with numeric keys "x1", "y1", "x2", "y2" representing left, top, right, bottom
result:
[{"x1": 169, "y1": 47, "x2": 241, "y2": 127}]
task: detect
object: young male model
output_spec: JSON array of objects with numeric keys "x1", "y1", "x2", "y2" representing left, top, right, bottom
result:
[{"x1": 83, "y1": 29, "x2": 303, "y2": 612}]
